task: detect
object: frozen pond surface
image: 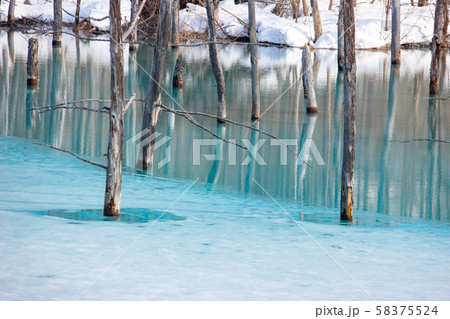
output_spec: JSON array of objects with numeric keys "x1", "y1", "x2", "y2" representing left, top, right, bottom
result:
[{"x1": 0, "y1": 32, "x2": 449, "y2": 300}]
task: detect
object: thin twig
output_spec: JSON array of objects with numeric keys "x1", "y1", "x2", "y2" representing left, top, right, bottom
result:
[
  {"x1": 122, "y1": 0, "x2": 147, "y2": 40},
  {"x1": 390, "y1": 139, "x2": 450, "y2": 144},
  {"x1": 62, "y1": 8, "x2": 109, "y2": 22},
  {"x1": 34, "y1": 142, "x2": 107, "y2": 169}
]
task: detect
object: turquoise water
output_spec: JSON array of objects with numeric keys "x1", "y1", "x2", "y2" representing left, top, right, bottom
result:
[
  {"x1": 0, "y1": 32, "x2": 449, "y2": 300},
  {"x1": 1, "y1": 32, "x2": 448, "y2": 221}
]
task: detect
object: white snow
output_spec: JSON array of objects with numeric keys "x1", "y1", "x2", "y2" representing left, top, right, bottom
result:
[
  {"x1": 0, "y1": 0, "x2": 131, "y2": 30},
  {"x1": 0, "y1": 0, "x2": 437, "y2": 49},
  {"x1": 180, "y1": 0, "x2": 436, "y2": 49}
]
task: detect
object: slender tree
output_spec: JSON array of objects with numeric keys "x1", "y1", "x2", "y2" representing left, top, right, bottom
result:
[
  {"x1": 75, "y1": 0, "x2": 82, "y2": 26},
  {"x1": 104, "y1": 0, "x2": 125, "y2": 216},
  {"x1": 310, "y1": 0, "x2": 323, "y2": 42},
  {"x1": 8, "y1": 0, "x2": 15, "y2": 25},
  {"x1": 340, "y1": 0, "x2": 356, "y2": 222},
  {"x1": 205, "y1": 0, "x2": 227, "y2": 122},
  {"x1": 130, "y1": 0, "x2": 140, "y2": 51},
  {"x1": 430, "y1": 0, "x2": 445, "y2": 94},
  {"x1": 337, "y1": 0, "x2": 344, "y2": 70},
  {"x1": 140, "y1": 0, "x2": 172, "y2": 171},
  {"x1": 248, "y1": 0, "x2": 260, "y2": 120},
  {"x1": 391, "y1": 0, "x2": 401, "y2": 64},
  {"x1": 172, "y1": 0, "x2": 180, "y2": 46},
  {"x1": 53, "y1": 0, "x2": 63, "y2": 46},
  {"x1": 302, "y1": 0, "x2": 310, "y2": 16}
]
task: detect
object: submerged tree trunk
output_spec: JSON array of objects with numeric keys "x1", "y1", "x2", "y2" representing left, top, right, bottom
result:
[
  {"x1": 248, "y1": 0, "x2": 260, "y2": 120},
  {"x1": 337, "y1": 0, "x2": 344, "y2": 70},
  {"x1": 104, "y1": 0, "x2": 125, "y2": 217},
  {"x1": 310, "y1": 0, "x2": 323, "y2": 42},
  {"x1": 302, "y1": 44, "x2": 318, "y2": 113},
  {"x1": 340, "y1": 0, "x2": 356, "y2": 222},
  {"x1": 139, "y1": 0, "x2": 172, "y2": 171},
  {"x1": 8, "y1": 0, "x2": 15, "y2": 25},
  {"x1": 205, "y1": 0, "x2": 227, "y2": 122},
  {"x1": 430, "y1": 0, "x2": 445, "y2": 94},
  {"x1": 75, "y1": 0, "x2": 81, "y2": 26},
  {"x1": 27, "y1": 38, "x2": 39, "y2": 86},
  {"x1": 129, "y1": 0, "x2": 139, "y2": 51},
  {"x1": 391, "y1": 0, "x2": 401, "y2": 64},
  {"x1": 172, "y1": 0, "x2": 180, "y2": 46},
  {"x1": 53, "y1": 0, "x2": 63, "y2": 46}
]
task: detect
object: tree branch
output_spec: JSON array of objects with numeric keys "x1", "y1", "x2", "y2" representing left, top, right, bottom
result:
[
  {"x1": 390, "y1": 138, "x2": 450, "y2": 144},
  {"x1": 122, "y1": 0, "x2": 147, "y2": 40},
  {"x1": 34, "y1": 142, "x2": 107, "y2": 169}
]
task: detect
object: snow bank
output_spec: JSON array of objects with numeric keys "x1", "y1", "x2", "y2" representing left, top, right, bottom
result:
[
  {"x1": 0, "y1": 0, "x2": 131, "y2": 30},
  {"x1": 180, "y1": 0, "x2": 436, "y2": 49}
]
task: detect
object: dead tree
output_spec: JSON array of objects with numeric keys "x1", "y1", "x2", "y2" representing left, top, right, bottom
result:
[
  {"x1": 310, "y1": 0, "x2": 323, "y2": 42},
  {"x1": 328, "y1": 0, "x2": 333, "y2": 10},
  {"x1": 340, "y1": 0, "x2": 356, "y2": 222},
  {"x1": 140, "y1": 0, "x2": 172, "y2": 171},
  {"x1": 248, "y1": 0, "x2": 260, "y2": 120},
  {"x1": 130, "y1": 0, "x2": 139, "y2": 51},
  {"x1": 430, "y1": 0, "x2": 445, "y2": 94},
  {"x1": 302, "y1": 0, "x2": 310, "y2": 16},
  {"x1": 173, "y1": 58, "x2": 185, "y2": 88},
  {"x1": 8, "y1": 0, "x2": 15, "y2": 25},
  {"x1": 172, "y1": 0, "x2": 180, "y2": 46},
  {"x1": 205, "y1": 0, "x2": 227, "y2": 122},
  {"x1": 27, "y1": 38, "x2": 39, "y2": 86},
  {"x1": 391, "y1": 0, "x2": 400, "y2": 64},
  {"x1": 53, "y1": 0, "x2": 63, "y2": 46},
  {"x1": 418, "y1": 0, "x2": 428, "y2": 6},
  {"x1": 75, "y1": 0, "x2": 81, "y2": 26},
  {"x1": 104, "y1": 0, "x2": 125, "y2": 216},
  {"x1": 302, "y1": 44, "x2": 318, "y2": 113},
  {"x1": 337, "y1": 0, "x2": 344, "y2": 70}
]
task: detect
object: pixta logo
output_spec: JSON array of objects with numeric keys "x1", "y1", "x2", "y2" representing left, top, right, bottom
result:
[
  {"x1": 126, "y1": 129, "x2": 171, "y2": 172},
  {"x1": 192, "y1": 138, "x2": 325, "y2": 166}
]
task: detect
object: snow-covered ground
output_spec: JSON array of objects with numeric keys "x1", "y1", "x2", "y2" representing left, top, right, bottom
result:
[
  {"x1": 180, "y1": 0, "x2": 436, "y2": 48},
  {"x1": 0, "y1": 0, "x2": 131, "y2": 30},
  {"x1": 0, "y1": 0, "x2": 437, "y2": 49}
]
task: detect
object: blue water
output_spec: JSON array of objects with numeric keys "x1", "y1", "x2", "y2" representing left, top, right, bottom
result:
[{"x1": 0, "y1": 32, "x2": 449, "y2": 300}]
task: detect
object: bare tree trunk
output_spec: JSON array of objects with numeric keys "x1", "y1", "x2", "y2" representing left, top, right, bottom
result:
[
  {"x1": 53, "y1": 0, "x2": 63, "y2": 46},
  {"x1": 205, "y1": 0, "x2": 227, "y2": 122},
  {"x1": 130, "y1": 0, "x2": 140, "y2": 51},
  {"x1": 328, "y1": 0, "x2": 333, "y2": 10},
  {"x1": 310, "y1": 0, "x2": 323, "y2": 42},
  {"x1": 340, "y1": 0, "x2": 356, "y2": 222},
  {"x1": 302, "y1": 0, "x2": 310, "y2": 16},
  {"x1": 391, "y1": 0, "x2": 401, "y2": 64},
  {"x1": 104, "y1": 0, "x2": 125, "y2": 216},
  {"x1": 444, "y1": 0, "x2": 449, "y2": 39},
  {"x1": 302, "y1": 44, "x2": 318, "y2": 113},
  {"x1": 75, "y1": 0, "x2": 81, "y2": 26},
  {"x1": 337, "y1": 0, "x2": 344, "y2": 70},
  {"x1": 248, "y1": 0, "x2": 260, "y2": 120},
  {"x1": 27, "y1": 38, "x2": 39, "y2": 86},
  {"x1": 291, "y1": 0, "x2": 300, "y2": 21},
  {"x1": 139, "y1": 0, "x2": 172, "y2": 171},
  {"x1": 172, "y1": 0, "x2": 180, "y2": 46},
  {"x1": 385, "y1": 0, "x2": 391, "y2": 31},
  {"x1": 8, "y1": 0, "x2": 15, "y2": 25},
  {"x1": 430, "y1": 0, "x2": 445, "y2": 94}
]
